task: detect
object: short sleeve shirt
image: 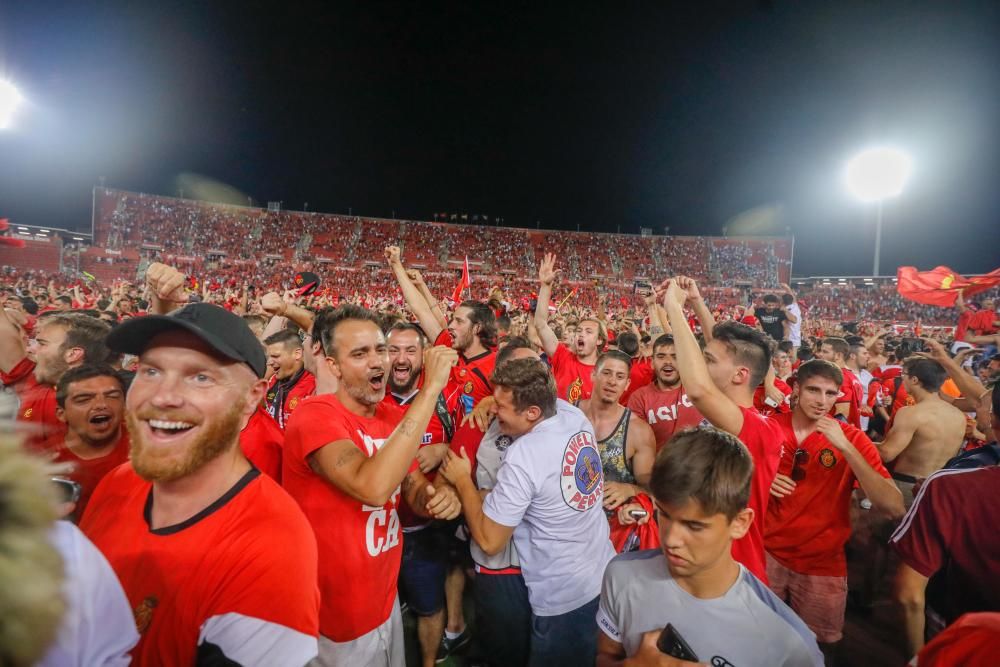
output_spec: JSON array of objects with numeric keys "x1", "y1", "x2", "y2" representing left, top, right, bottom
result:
[
  {"x1": 80, "y1": 465, "x2": 319, "y2": 665},
  {"x1": 890, "y1": 467, "x2": 1000, "y2": 624},
  {"x1": 627, "y1": 383, "x2": 703, "y2": 451},
  {"x1": 2, "y1": 357, "x2": 66, "y2": 452},
  {"x1": 597, "y1": 551, "x2": 822, "y2": 666},
  {"x1": 764, "y1": 414, "x2": 890, "y2": 576},
  {"x1": 240, "y1": 406, "x2": 284, "y2": 483},
  {"x1": 53, "y1": 430, "x2": 131, "y2": 523},
  {"x1": 483, "y1": 404, "x2": 616, "y2": 615},
  {"x1": 282, "y1": 394, "x2": 411, "y2": 641},
  {"x1": 550, "y1": 344, "x2": 595, "y2": 403},
  {"x1": 756, "y1": 309, "x2": 788, "y2": 342}
]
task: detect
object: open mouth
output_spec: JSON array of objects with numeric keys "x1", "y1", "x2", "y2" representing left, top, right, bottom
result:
[
  {"x1": 392, "y1": 364, "x2": 411, "y2": 383},
  {"x1": 368, "y1": 371, "x2": 386, "y2": 392},
  {"x1": 89, "y1": 414, "x2": 113, "y2": 426}
]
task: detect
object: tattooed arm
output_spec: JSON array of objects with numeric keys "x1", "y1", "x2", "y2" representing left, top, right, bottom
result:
[{"x1": 308, "y1": 347, "x2": 458, "y2": 506}]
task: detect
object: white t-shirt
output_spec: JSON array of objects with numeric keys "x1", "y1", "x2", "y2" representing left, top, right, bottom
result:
[
  {"x1": 38, "y1": 521, "x2": 139, "y2": 666},
  {"x1": 597, "y1": 550, "x2": 822, "y2": 666},
  {"x1": 483, "y1": 403, "x2": 616, "y2": 616},
  {"x1": 786, "y1": 302, "x2": 802, "y2": 345},
  {"x1": 857, "y1": 368, "x2": 874, "y2": 431}
]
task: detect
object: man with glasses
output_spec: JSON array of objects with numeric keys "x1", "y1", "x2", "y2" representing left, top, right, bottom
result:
[{"x1": 764, "y1": 359, "x2": 904, "y2": 663}]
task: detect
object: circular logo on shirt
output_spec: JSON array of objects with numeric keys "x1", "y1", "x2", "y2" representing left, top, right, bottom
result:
[
  {"x1": 463, "y1": 381, "x2": 474, "y2": 394},
  {"x1": 133, "y1": 596, "x2": 158, "y2": 634},
  {"x1": 819, "y1": 448, "x2": 837, "y2": 468},
  {"x1": 561, "y1": 431, "x2": 602, "y2": 511},
  {"x1": 289, "y1": 396, "x2": 299, "y2": 410},
  {"x1": 567, "y1": 377, "x2": 583, "y2": 403},
  {"x1": 495, "y1": 435, "x2": 513, "y2": 452}
]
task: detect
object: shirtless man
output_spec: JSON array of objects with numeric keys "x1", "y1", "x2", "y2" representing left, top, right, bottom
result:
[
  {"x1": 878, "y1": 357, "x2": 966, "y2": 507},
  {"x1": 577, "y1": 351, "x2": 656, "y2": 519}
]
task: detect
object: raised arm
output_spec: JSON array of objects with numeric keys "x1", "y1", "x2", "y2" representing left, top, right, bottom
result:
[
  {"x1": 406, "y1": 268, "x2": 448, "y2": 331},
  {"x1": 144, "y1": 262, "x2": 188, "y2": 315},
  {"x1": 310, "y1": 346, "x2": 457, "y2": 506},
  {"x1": 0, "y1": 306, "x2": 27, "y2": 373},
  {"x1": 677, "y1": 275, "x2": 715, "y2": 341},
  {"x1": 660, "y1": 279, "x2": 746, "y2": 435},
  {"x1": 533, "y1": 253, "x2": 560, "y2": 357},
  {"x1": 384, "y1": 246, "x2": 444, "y2": 341}
]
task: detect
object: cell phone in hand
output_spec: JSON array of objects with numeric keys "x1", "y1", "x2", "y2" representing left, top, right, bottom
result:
[
  {"x1": 628, "y1": 509, "x2": 648, "y2": 520},
  {"x1": 657, "y1": 623, "x2": 699, "y2": 662}
]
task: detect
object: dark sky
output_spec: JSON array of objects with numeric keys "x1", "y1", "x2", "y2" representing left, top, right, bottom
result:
[{"x1": 1, "y1": 0, "x2": 998, "y2": 276}]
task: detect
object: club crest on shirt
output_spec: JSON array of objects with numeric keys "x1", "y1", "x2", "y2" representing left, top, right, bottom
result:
[
  {"x1": 289, "y1": 396, "x2": 299, "y2": 410},
  {"x1": 561, "y1": 430, "x2": 602, "y2": 511},
  {"x1": 495, "y1": 434, "x2": 513, "y2": 452},
  {"x1": 567, "y1": 377, "x2": 583, "y2": 403},
  {"x1": 22, "y1": 407, "x2": 32, "y2": 419},
  {"x1": 463, "y1": 381, "x2": 474, "y2": 394},
  {"x1": 819, "y1": 448, "x2": 837, "y2": 468},
  {"x1": 133, "y1": 596, "x2": 158, "y2": 634}
]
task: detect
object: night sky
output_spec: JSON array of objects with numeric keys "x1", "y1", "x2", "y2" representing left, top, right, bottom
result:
[{"x1": 1, "y1": 1, "x2": 998, "y2": 276}]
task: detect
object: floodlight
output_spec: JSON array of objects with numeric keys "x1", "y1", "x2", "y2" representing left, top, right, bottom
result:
[
  {"x1": 0, "y1": 80, "x2": 23, "y2": 129},
  {"x1": 844, "y1": 147, "x2": 912, "y2": 203}
]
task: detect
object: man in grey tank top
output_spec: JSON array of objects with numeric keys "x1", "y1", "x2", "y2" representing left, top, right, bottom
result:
[{"x1": 596, "y1": 427, "x2": 823, "y2": 667}]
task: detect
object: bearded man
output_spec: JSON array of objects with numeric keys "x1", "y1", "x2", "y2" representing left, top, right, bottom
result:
[{"x1": 80, "y1": 303, "x2": 321, "y2": 665}]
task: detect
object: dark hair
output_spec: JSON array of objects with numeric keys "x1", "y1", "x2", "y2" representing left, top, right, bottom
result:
[
  {"x1": 650, "y1": 427, "x2": 753, "y2": 521},
  {"x1": 491, "y1": 358, "x2": 556, "y2": 418},
  {"x1": 20, "y1": 297, "x2": 38, "y2": 315},
  {"x1": 496, "y1": 336, "x2": 534, "y2": 366},
  {"x1": 796, "y1": 359, "x2": 843, "y2": 387},
  {"x1": 616, "y1": 332, "x2": 639, "y2": 357},
  {"x1": 821, "y1": 337, "x2": 850, "y2": 361},
  {"x1": 458, "y1": 300, "x2": 498, "y2": 348},
  {"x1": 387, "y1": 321, "x2": 427, "y2": 346},
  {"x1": 781, "y1": 293, "x2": 794, "y2": 306},
  {"x1": 640, "y1": 334, "x2": 651, "y2": 344},
  {"x1": 763, "y1": 294, "x2": 780, "y2": 304},
  {"x1": 43, "y1": 313, "x2": 113, "y2": 366},
  {"x1": 903, "y1": 358, "x2": 947, "y2": 392},
  {"x1": 711, "y1": 321, "x2": 774, "y2": 388},
  {"x1": 264, "y1": 329, "x2": 303, "y2": 349},
  {"x1": 55, "y1": 295, "x2": 72, "y2": 306},
  {"x1": 496, "y1": 315, "x2": 511, "y2": 333},
  {"x1": 848, "y1": 341, "x2": 867, "y2": 363},
  {"x1": 596, "y1": 350, "x2": 632, "y2": 372},
  {"x1": 775, "y1": 340, "x2": 794, "y2": 355},
  {"x1": 316, "y1": 304, "x2": 382, "y2": 357},
  {"x1": 652, "y1": 334, "x2": 675, "y2": 353},
  {"x1": 56, "y1": 364, "x2": 125, "y2": 408},
  {"x1": 797, "y1": 346, "x2": 814, "y2": 363}
]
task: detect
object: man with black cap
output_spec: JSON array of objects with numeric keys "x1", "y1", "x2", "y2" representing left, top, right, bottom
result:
[{"x1": 80, "y1": 302, "x2": 321, "y2": 665}]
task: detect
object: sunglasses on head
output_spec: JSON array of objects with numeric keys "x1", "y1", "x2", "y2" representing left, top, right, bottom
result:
[{"x1": 791, "y1": 448, "x2": 809, "y2": 481}]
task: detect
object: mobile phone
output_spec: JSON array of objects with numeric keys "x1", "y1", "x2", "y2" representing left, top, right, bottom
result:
[
  {"x1": 628, "y1": 509, "x2": 648, "y2": 520},
  {"x1": 764, "y1": 396, "x2": 781, "y2": 408},
  {"x1": 633, "y1": 280, "x2": 652, "y2": 297},
  {"x1": 52, "y1": 477, "x2": 81, "y2": 504},
  {"x1": 657, "y1": 623, "x2": 699, "y2": 662}
]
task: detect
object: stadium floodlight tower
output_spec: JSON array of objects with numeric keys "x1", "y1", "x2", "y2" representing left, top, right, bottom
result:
[
  {"x1": 844, "y1": 146, "x2": 912, "y2": 277},
  {"x1": 0, "y1": 80, "x2": 23, "y2": 129}
]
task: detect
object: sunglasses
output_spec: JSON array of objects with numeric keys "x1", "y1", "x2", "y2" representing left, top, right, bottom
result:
[{"x1": 790, "y1": 448, "x2": 809, "y2": 481}]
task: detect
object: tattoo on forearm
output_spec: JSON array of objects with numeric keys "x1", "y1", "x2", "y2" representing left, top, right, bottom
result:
[{"x1": 399, "y1": 417, "x2": 418, "y2": 436}]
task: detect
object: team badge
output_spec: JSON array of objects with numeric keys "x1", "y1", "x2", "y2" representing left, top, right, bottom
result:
[
  {"x1": 567, "y1": 377, "x2": 583, "y2": 403},
  {"x1": 463, "y1": 381, "x2": 474, "y2": 394},
  {"x1": 819, "y1": 448, "x2": 837, "y2": 468},
  {"x1": 495, "y1": 435, "x2": 513, "y2": 452},
  {"x1": 22, "y1": 407, "x2": 32, "y2": 419},
  {"x1": 289, "y1": 396, "x2": 299, "y2": 410},
  {"x1": 133, "y1": 596, "x2": 158, "y2": 634},
  {"x1": 266, "y1": 391, "x2": 276, "y2": 402},
  {"x1": 561, "y1": 431, "x2": 602, "y2": 511},
  {"x1": 459, "y1": 368, "x2": 468, "y2": 378}
]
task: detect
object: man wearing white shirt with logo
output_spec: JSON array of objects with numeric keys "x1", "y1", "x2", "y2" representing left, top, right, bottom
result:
[{"x1": 441, "y1": 357, "x2": 616, "y2": 666}]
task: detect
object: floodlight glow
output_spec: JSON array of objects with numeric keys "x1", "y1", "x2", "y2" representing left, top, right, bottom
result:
[
  {"x1": 0, "y1": 80, "x2": 23, "y2": 129},
  {"x1": 844, "y1": 147, "x2": 912, "y2": 202}
]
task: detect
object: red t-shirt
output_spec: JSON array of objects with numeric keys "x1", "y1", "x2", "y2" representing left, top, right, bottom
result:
[
  {"x1": 241, "y1": 405, "x2": 284, "y2": 483},
  {"x1": 831, "y1": 367, "x2": 864, "y2": 429},
  {"x1": 752, "y1": 378, "x2": 792, "y2": 418},
  {"x1": 550, "y1": 343, "x2": 595, "y2": 403},
  {"x1": 620, "y1": 358, "x2": 654, "y2": 406},
  {"x1": 435, "y1": 330, "x2": 495, "y2": 465},
  {"x1": 626, "y1": 383, "x2": 703, "y2": 451},
  {"x1": 282, "y1": 394, "x2": 413, "y2": 641},
  {"x1": 2, "y1": 357, "x2": 66, "y2": 452},
  {"x1": 53, "y1": 430, "x2": 130, "y2": 523},
  {"x1": 879, "y1": 367, "x2": 912, "y2": 418},
  {"x1": 80, "y1": 464, "x2": 319, "y2": 664},
  {"x1": 732, "y1": 406, "x2": 784, "y2": 585},
  {"x1": 266, "y1": 369, "x2": 317, "y2": 429},
  {"x1": 764, "y1": 413, "x2": 890, "y2": 576},
  {"x1": 891, "y1": 467, "x2": 1000, "y2": 625}
]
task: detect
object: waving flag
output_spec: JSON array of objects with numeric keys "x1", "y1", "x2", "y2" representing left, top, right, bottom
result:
[
  {"x1": 897, "y1": 266, "x2": 1000, "y2": 308},
  {"x1": 0, "y1": 218, "x2": 25, "y2": 248},
  {"x1": 451, "y1": 256, "x2": 471, "y2": 303}
]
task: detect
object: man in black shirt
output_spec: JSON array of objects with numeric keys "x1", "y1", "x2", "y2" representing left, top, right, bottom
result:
[{"x1": 751, "y1": 294, "x2": 797, "y2": 343}]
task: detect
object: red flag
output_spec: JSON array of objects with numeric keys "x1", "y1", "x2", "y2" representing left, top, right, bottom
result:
[
  {"x1": 896, "y1": 266, "x2": 1000, "y2": 308},
  {"x1": 451, "y1": 256, "x2": 471, "y2": 303}
]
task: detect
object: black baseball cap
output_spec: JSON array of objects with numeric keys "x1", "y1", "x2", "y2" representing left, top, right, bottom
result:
[{"x1": 106, "y1": 303, "x2": 267, "y2": 378}]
